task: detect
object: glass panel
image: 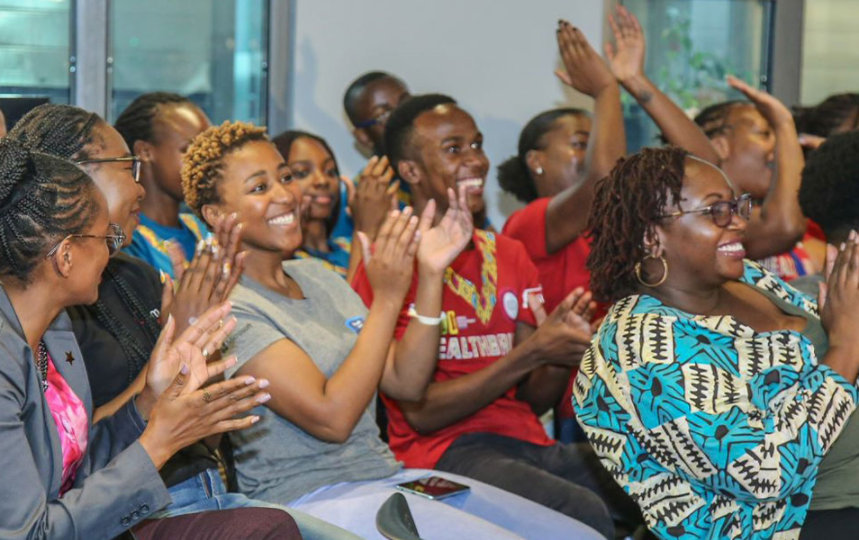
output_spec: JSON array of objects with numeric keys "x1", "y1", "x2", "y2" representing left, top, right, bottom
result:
[
  {"x1": 109, "y1": 0, "x2": 268, "y2": 124},
  {"x1": 801, "y1": 0, "x2": 859, "y2": 104},
  {"x1": 0, "y1": 0, "x2": 72, "y2": 128},
  {"x1": 620, "y1": 0, "x2": 774, "y2": 152}
]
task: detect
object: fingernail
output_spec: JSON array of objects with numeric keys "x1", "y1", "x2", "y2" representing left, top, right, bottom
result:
[
  {"x1": 258, "y1": 379, "x2": 270, "y2": 389},
  {"x1": 196, "y1": 239, "x2": 205, "y2": 254},
  {"x1": 230, "y1": 212, "x2": 238, "y2": 220},
  {"x1": 256, "y1": 393, "x2": 271, "y2": 403},
  {"x1": 250, "y1": 415, "x2": 260, "y2": 424},
  {"x1": 180, "y1": 363, "x2": 189, "y2": 374},
  {"x1": 244, "y1": 376, "x2": 256, "y2": 385},
  {"x1": 222, "y1": 261, "x2": 231, "y2": 277},
  {"x1": 159, "y1": 269, "x2": 167, "y2": 284}
]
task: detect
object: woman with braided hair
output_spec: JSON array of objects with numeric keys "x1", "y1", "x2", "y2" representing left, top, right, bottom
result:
[
  {"x1": 0, "y1": 137, "x2": 294, "y2": 539},
  {"x1": 575, "y1": 145, "x2": 859, "y2": 539},
  {"x1": 114, "y1": 92, "x2": 212, "y2": 277},
  {"x1": 11, "y1": 103, "x2": 354, "y2": 540}
]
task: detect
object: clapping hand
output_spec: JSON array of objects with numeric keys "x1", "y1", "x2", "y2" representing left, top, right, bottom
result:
[
  {"x1": 555, "y1": 19, "x2": 616, "y2": 97},
  {"x1": 415, "y1": 186, "x2": 474, "y2": 275},
  {"x1": 350, "y1": 155, "x2": 399, "y2": 241},
  {"x1": 526, "y1": 287, "x2": 595, "y2": 368},
  {"x1": 604, "y1": 5, "x2": 646, "y2": 83}
]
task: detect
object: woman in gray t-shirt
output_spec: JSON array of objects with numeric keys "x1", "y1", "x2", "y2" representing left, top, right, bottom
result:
[{"x1": 179, "y1": 122, "x2": 605, "y2": 540}]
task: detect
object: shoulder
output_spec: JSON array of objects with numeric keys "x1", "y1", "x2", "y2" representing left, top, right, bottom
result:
[
  {"x1": 494, "y1": 232, "x2": 537, "y2": 272},
  {"x1": 741, "y1": 259, "x2": 818, "y2": 315},
  {"x1": 502, "y1": 198, "x2": 550, "y2": 236}
]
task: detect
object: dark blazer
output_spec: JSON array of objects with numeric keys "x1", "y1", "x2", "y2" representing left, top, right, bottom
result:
[{"x1": 0, "y1": 287, "x2": 170, "y2": 540}]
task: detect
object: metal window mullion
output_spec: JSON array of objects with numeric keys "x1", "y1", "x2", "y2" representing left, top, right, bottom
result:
[
  {"x1": 267, "y1": 0, "x2": 292, "y2": 133},
  {"x1": 73, "y1": 0, "x2": 109, "y2": 117}
]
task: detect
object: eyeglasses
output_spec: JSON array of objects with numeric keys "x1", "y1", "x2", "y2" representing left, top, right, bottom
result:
[
  {"x1": 355, "y1": 108, "x2": 394, "y2": 129},
  {"x1": 76, "y1": 156, "x2": 142, "y2": 183},
  {"x1": 45, "y1": 223, "x2": 127, "y2": 259},
  {"x1": 658, "y1": 193, "x2": 753, "y2": 228}
]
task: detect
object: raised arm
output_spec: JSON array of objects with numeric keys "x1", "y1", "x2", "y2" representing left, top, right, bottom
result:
[
  {"x1": 606, "y1": 5, "x2": 720, "y2": 164},
  {"x1": 728, "y1": 76, "x2": 807, "y2": 259},
  {"x1": 380, "y1": 187, "x2": 473, "y2": 401},
  {"x1": 235, "y1": 210, "x2": 419, "y2": 443},
  {"x1": 546, "y1": 21, "x2": 625, "y2": 253}
]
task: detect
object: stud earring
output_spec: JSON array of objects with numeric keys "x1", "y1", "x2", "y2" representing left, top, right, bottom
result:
[{"x1": 535, "y1": 167, "x2": 544, "y2": 175}]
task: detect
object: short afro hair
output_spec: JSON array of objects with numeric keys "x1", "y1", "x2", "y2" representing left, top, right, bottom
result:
[
  {"x1": 799, "y1": 130, "x2": 859, "y2": 242},
  {"x1": 182, "y1": 121, "x2": 268, "y2": 223},
  {"x1": 384, "y1": 93, "x2": 456, "y2": 171},
  {"x1": 693, "y1": 100, "x2": 748, "y2": 138},
  {"x1": 343, "y1": 71, "x2": 401, "y2": 126}
]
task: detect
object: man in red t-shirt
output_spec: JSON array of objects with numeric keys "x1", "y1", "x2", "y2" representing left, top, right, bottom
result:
[{"x1": 352, "y1": 91, "x2": 642, "y2": 539}]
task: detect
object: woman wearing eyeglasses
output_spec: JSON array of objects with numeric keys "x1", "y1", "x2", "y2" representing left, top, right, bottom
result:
[
  {"x1": 10, "y1": 104, "x2": 354, "y2": 539},
  {"x1": 0, "y1": 137, "x2": 297, "y2": 539},
  {"x1": 574, "y1": 146, "x2": 859, "y2": 539}
]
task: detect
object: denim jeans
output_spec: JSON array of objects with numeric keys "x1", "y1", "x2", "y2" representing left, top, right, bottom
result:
[{"x1": 152, "y1": 468, "x2": 361, "y2": 540}]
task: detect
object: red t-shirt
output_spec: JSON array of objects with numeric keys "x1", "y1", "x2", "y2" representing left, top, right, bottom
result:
[
  {"x1": 352, "y1": 231, "x2": 554, "y2": 468},
  {"x1": 502, "y1": 197, "x2": 593, "y2": 313}
]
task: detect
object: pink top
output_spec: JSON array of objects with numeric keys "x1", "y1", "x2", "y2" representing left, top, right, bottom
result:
[{"x1": 44, "y1": 351, "x2": 89, "y2": 495}]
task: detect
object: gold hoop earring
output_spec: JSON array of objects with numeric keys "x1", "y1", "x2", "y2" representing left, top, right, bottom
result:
[{"x1": 634, "y1": 254, "x2": 668, "y2": 288}]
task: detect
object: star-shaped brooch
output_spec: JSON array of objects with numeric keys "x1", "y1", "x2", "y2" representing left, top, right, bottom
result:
[{"x1": 65, "y1": 351, "x2": 75, "y2": 365}]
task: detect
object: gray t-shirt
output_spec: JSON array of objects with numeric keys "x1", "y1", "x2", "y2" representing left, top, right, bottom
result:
[{"x1": 223, "y1": 258, "x2": 400, "y2": 504}]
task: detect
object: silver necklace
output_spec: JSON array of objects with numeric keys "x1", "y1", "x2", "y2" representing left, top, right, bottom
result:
[{"x1": 36, "y1": 341, "x2": 48, "y2": 392}]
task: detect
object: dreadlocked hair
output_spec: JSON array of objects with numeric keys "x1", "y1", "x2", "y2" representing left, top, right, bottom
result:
[
  {"x1": 793, "y1": 93, "x2": 859, "y2": 137},
  {"x1": 182, "y1": 121, "x2": 268, "y2": 222},
  {"x1": 8, "y1": 103, "x2": 102, "y2": 161},
  {"x1": 0, "y1": 138, "x2": 97, "y2": 283},
  {"x1": 587, "y1": 146, "x2": 688, "y2": 303},
  {"x1": 497, "y1": 108, "x2": 589, "y2": 203},
  {"x1": 114, "y1": 92, "x2": 192, "y2": 149},
  {"x1": 693, "y1": 100, "x2": 748, "y2": 138}
]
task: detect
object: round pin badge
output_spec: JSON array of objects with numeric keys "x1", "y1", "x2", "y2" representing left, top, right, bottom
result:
[{"x1": 503, "y1": 290, "x2": 519, "y2": 320}]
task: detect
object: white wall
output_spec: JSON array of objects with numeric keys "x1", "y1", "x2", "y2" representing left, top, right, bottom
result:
[{"x1": 288, "y1": 0, "x2": 604, "y2": 227}]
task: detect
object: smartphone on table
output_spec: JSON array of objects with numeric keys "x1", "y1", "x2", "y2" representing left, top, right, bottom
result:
[{"x1": 395, "y1": 475, "x2": 470, "y2": 500}]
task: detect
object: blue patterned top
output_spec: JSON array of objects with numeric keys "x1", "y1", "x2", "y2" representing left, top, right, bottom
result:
[{"x1": 574, "y1": 260, "x2": 858, "y2": 540}]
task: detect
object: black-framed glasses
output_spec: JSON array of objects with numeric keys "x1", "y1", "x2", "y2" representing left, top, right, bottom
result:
[
  {"x1": 45, "y1": 223, "x2": 127, "y2": 259},
  {"x1": 658, "y1": 193, "x2": 753, "y2": 228},
  {"x1": 355, "y1": 108, "x2": 394, "y2": 129},
  {"x1": 76, "y1": 156, "x2": 142, "y2": 183}
]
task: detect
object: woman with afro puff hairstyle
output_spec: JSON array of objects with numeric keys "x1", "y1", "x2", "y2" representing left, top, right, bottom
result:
[{"x1": 180, "y1": 121, "x2": 603, "y2": 540}]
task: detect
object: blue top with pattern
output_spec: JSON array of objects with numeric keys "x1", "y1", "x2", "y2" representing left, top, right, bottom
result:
[{"x1": 574, "y1": 260, "x2": 858, "y2": 540}]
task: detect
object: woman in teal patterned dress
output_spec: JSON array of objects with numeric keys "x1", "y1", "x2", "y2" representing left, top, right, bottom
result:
[{"x1": 574, "y1": 146, "x2": 859, "y2": 539}]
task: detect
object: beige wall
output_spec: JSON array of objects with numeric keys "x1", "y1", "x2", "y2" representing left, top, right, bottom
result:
[{"x1": 801, "y1": 0, "x2": 859, "y2": 104}]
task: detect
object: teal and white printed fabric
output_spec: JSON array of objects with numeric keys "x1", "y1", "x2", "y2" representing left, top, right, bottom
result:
[{"x1": 574, "y1": 260, "x2": 857, "y2": 539}]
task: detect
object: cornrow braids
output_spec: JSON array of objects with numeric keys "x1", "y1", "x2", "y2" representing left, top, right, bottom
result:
[
  {"x1": 114, "y1": 92, "x2": 192, "y2": 149},
  {"x1": 182, "y1": 121, "x2": 268, "y2": 221},
  {"x1": 0, "y1": 138, "x2": 97, "y2": 283},
  {"x1": 693, "y1": 100, "x2": 747, "y2": 138},
  {"x1": 586, "y1": 146, "x2": 688, "y2": 303},
  {"x1": 8, "y1": 103, "x2": 102, "y2": 161},
  {"x1": 497, "y1": 108, "x2": 589, "y2": 203}
]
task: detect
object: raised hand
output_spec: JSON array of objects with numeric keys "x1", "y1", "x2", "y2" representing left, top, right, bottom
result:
[
  {"x1": 416, "y1": 186, "x2": 474, "y2": 275},
  {"x1": 727, "y1": 75, "x2": 794, "y2": 128},
  {"x1": 351, "y1": 155, "x2": 398, "y2": 240},
  {"x1": 524, "y1": 287, "x2": 594, "y2": 368},
  {"x1": 555, "y1": 20, "x2": 616, "y2": 97},
  {"x1": 605, "y1": 5, "x2": 646, "y2": 83},
  {"x1": 161, "y1": 213, "x2": 246, "y2": 336},
  {"x1": 359, "y1": 208, "x2": 420, "y2": 303},
  {"x1": 138, "y1": 358, "x2": 271, "y2": 470},
  {"x1": 820, "y1": 231, "x2": 859, "y2": 345}
]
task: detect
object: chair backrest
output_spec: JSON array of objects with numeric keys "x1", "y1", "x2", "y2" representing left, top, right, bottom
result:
[{"x1": 375, "y1": 493, "x2": 423, "y2": 540}]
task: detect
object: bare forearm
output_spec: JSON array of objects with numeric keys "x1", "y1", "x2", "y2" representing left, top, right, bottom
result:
[
  {"x1": 345, "y1": 233, "x2": 363, "y2": 283},
  {"x1": 517, "y1": 364, "x2": 573, "y2": 415},
  {"x1": 399, "y1": 343, "x2": 540, "y2": 433},
  {"x1": 547, "y1": 83, "x2": 625, "y2": 252},
  {"x1": 621, "y1": 74, "x2": 720, "y2": 163},
  {"x1": 745, "y1": 122, "x2": 806, "y2": 259},
  {"x1": 94, "y1": 365, "x2": 148, "y2": 423},
  {"x1": 382, "y1": 267, "x2": 445, "y2": 400}
]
